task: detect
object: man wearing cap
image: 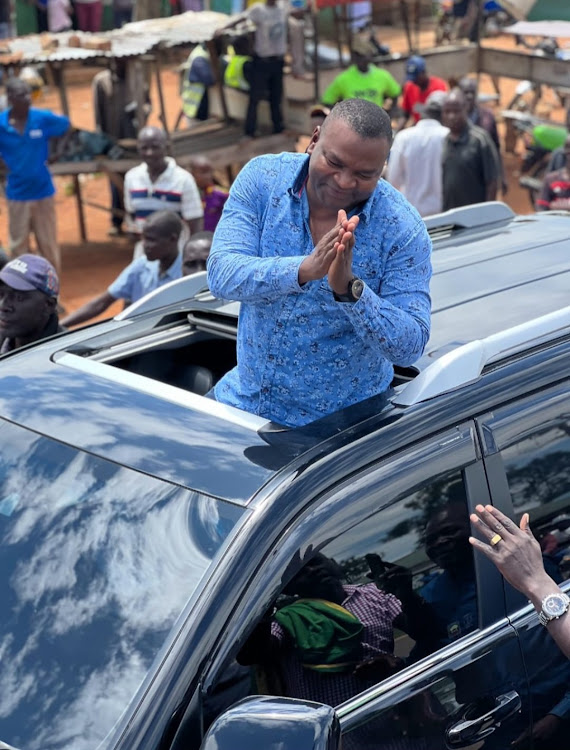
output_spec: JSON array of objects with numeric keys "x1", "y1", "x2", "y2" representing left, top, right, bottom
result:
[
  {"x1": 0, "y1": 79, "x2": 70, "y2": 274},
  {"x1": 322, "y1": 36, "x2": 401, "y2": 110},
  {"x1": 0, "y1": 254, "x2": 63, "y2": 354},
  {"x1": 397, "y1": 55, "x2": 447, "y2": 130},
  {"x1": 387, "y1": 90, "x2": 449, "y2": 217}
]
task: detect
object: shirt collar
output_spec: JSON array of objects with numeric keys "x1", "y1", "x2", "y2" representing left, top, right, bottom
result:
[
  {"x1": 158, "y1": 252, "x2": 182, "y2": 280},
  {"x1": 287, "y1": 153, "x2": 375, "y2": 224}
]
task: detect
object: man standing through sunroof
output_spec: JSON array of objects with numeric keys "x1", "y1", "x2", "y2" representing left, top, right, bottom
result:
[{"x1": 207, "y1": 99, "x2": 432, "y2": 427}]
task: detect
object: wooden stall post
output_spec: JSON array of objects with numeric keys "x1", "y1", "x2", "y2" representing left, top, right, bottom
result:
[
  {"x1": 152, "y1": 51, "x2": 171, "y2": 137},
  {"x1": 47, "y1": 60, "x2": 88, "y2": 242},
  {"x1": 207, "y1": 38, "x2": 230, "y2": 124}
]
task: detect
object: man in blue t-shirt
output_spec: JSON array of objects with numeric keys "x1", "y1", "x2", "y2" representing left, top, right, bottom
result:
[{"x1": 0, "y1": 78, "x2": 70, "y2": 274}]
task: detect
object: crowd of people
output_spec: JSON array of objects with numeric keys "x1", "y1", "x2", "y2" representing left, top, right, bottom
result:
[{"x1": 0, "y1": 6, "x2": 568, "y2": 741}]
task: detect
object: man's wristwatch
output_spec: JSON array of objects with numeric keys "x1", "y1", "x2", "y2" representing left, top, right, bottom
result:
[
  {"x1": 333, "y1": 277, "x2": 365, "y2": 303},
  {"x1": 538, "y1": 592, "x2": 570, "y2": 626}
]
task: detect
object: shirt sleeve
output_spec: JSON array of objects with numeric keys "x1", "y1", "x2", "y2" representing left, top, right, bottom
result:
[
  {"x1": 383, "y1": 71, "x2": 402, "y2": 99},
  {"x1": 479, "y1": 129, "x2": 500, "y2": 186},
  {"x1": 180, "y1": 172, "x2": 204, "y2": 221},
  {"x1": 336, "y1": 216, "x2": 432, "y2": 366},
  {"x1": 550, "y1": 690, "x2": 570, "y2": 720},
  {"x1": 108, "y1": 259, "x2": 140, "y2": 301},
  {"x1": 322, "y1": 74, "x2": 343, "y2": 106},
  {"x1": 386, "y1": 133, "x2": 406, "y2": 192},
  {"x1": 41, "y1": 110, "x2": 71, "y2": 138},
  {"x1": 401, "y1": 81, "x2": 413, "y2": 116},
  {"x1": 207, "y1": 158, "x2": 306, "y2": 302}
]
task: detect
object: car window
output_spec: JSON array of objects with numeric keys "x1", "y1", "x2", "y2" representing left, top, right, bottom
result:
[
  {"x1": 492, "y1": 389, "x2": 570, "y2": 581},
  {"x1": 233, "y1": 469, "x2": 478, "y2": 711},
  {"x1": 0, "y1": 419, "x2": 243, "y2": 750},
  {"x1": 483, "y1": 386, "x2": 570, "y2": 750}
]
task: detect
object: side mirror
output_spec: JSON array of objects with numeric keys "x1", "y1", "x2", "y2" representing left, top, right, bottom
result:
[{"x1": 200, "y1": 695, "x2": 341, "y2": 750}]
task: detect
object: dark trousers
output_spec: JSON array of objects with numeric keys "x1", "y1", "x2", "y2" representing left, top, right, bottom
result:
[
  {"x1": 110, "y1": 181, "x2": 124, "y2": 229},
  {"x1": 245, "y1": 56, "x2": 284, "y2": 137}
]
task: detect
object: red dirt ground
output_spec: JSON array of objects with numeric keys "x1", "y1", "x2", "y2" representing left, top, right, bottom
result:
[{"x1": 0, "y1": 25, "x2": 565, "y2": 321}]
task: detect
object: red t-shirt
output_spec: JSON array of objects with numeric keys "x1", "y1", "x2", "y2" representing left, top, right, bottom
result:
[{"x1": 402, "y1": 76, "x2": 448, "y2": 123}]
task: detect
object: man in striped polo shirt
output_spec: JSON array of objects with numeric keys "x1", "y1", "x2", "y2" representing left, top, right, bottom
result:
[{"x1": 124, "y1": 126, "x2": 203, "y2": 257}]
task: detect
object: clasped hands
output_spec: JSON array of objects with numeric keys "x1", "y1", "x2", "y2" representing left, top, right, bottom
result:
[{"x1": 298, "y1": 210, "x2": 359, "y2": 295}]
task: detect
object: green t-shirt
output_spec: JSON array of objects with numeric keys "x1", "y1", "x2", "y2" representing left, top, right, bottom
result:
[{"x1": 322, "y1": 65, "x2": 402, "y2": 108}]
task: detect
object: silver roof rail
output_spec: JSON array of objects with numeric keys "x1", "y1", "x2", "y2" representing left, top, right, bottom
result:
[
  {"x1": 424, "y1": 202, "x2": 515, "y2": 233},
  {"x1": 116, "y1": 271, "x2": 210, "y2": 321},
  {"x1": 394, "y1": 306, "x2": 570, "y2": 407}
]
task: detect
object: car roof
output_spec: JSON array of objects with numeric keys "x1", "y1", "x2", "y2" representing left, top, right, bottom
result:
[
  {"x1": 1, "y1": 205, "x2": 569, "y2": 506},
  {"x1": 422, "y1": 210, "x2": 570, "y2": 367}
]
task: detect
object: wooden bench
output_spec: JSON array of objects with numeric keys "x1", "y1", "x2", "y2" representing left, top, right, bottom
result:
[{"x1": 51, "y1": 129, "x2": 299, "y2": 241}]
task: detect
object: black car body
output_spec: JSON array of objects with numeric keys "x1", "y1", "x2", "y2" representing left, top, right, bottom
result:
[{"x1": 0, "y1": 203, "x2": 569, "y2": 750}]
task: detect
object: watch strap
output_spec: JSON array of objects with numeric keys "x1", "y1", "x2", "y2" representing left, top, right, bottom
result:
[{"x1": 333, "y1": 278, "x2": 363, "y2": 303}]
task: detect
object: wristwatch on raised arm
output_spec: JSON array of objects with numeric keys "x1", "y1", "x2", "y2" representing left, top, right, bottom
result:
[
  {"x1": 538, "y1": 592, "x2": 570, "y2": 626},
  {"x1": 333, "y1": 277, "x2": 364, "y2": 303}
]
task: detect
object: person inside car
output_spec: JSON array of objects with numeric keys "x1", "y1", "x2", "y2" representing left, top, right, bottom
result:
[
  {"x1": 0, "y1": 254, "x2": 62, "y2": 354},
  {"x1": 62, "y1": 211, "x2": 183, "y2": 328},
  {"x1": 237, "y1": 553, "x2": 402, "y2": 707}
]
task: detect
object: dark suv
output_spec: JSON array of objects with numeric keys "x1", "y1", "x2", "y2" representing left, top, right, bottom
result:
[{"x1": 0, "y1": 202, "x2": 569, "y2": 750}]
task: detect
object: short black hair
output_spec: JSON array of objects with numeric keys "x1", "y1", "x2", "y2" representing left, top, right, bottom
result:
[
  {"x1": 144, "y1": 210, "x2": 183, "y2": 238},
  {"x1": 0, "y1": 248, "x2": 9, "y2": 270},
  {"x1": 325, "y1": 98, "x2": 393, "y2": 146}
]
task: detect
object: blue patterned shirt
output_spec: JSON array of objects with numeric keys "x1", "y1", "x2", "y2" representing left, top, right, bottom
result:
[{"x1": 207, "y1": 153, "x2": 432, "y2": 427}]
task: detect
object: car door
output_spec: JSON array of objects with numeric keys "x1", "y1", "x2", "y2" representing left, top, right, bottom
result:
[
  {"x1": 478, "y1": 381, "x2": 570, "y2": 750},
  {"x1": 197, "y1": 423, "x2": 531, "y2": 750}
]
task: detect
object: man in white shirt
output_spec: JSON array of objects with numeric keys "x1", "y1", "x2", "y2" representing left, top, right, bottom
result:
[
  {"x1": 124, "y1": 126, "x2": 203, "y2": 257},
  {"x1": 387, "y1": 90, "x2": 449, "y2": 217}
]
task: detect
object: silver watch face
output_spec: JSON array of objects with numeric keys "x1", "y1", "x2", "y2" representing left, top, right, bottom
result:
[
  {"x1": 351, "y1": 279, "x2": 364, "y2": 299},
  {"x1": 543, "y1": 593, "x2": 569, "y2": 617}
]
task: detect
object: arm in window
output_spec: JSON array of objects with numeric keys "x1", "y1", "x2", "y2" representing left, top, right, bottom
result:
[{"x1": 470, "y1": 506, "x2": 570, "y2": 659}]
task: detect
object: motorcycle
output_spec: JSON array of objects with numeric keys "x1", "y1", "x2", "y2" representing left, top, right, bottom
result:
[{"x1": 509, "y1": 112, "x2": 568, "y2": 208}]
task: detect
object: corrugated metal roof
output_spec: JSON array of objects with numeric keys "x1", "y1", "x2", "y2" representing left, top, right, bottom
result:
[{"x1": 7, "y1": 10, "x2": 235, "y2": 63}]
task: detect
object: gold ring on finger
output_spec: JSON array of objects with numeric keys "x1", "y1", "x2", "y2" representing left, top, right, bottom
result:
[{"x1": 490, "y1": 533, "x2": 502, "y2": 547}]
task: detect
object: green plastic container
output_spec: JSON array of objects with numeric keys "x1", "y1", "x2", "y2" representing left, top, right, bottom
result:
[{"x1": 533, "y1": 124, "x2": 568, "y2": 151}]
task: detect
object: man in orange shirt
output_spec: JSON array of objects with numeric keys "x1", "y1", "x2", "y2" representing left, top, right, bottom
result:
[{"x1": 397, "y1": 55, "x2": 447, "y2": 131}]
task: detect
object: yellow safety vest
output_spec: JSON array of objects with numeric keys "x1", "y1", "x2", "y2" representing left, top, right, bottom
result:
[
  {"x1": 224, "y1": 55, "x2": 251, "y2": 92},
  {"x1": 182, "y1": 45, "x2": 210, "y2": 118}
]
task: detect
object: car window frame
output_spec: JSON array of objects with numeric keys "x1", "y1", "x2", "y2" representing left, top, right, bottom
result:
[
  {"x1": 477, "y1": 379, "x2": 570, "y2": 612},
  {"x1": 198, "y1": 421, "x2": 504, "y2": 725}
]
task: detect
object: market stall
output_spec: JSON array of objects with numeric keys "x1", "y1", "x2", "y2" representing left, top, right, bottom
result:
[{"x1": 0, "y1": 11, "x2": 298, "y2": 240}]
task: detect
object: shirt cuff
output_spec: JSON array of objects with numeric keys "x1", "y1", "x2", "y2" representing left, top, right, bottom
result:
[
  {"x1": 549, "y1": 694, "x2": 570, "y2": 720},
  {"x1": 283, "y1": 256, "x2": 309, "y2": 294}
]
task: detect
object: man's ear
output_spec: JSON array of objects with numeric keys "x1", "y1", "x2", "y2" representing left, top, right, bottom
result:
[
  {"x1": 47, "y1": 296, "x2": 57, "y2": 312},
  {"x1": 306, "y1": 125, "x2": 321, "y2": 155}
]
